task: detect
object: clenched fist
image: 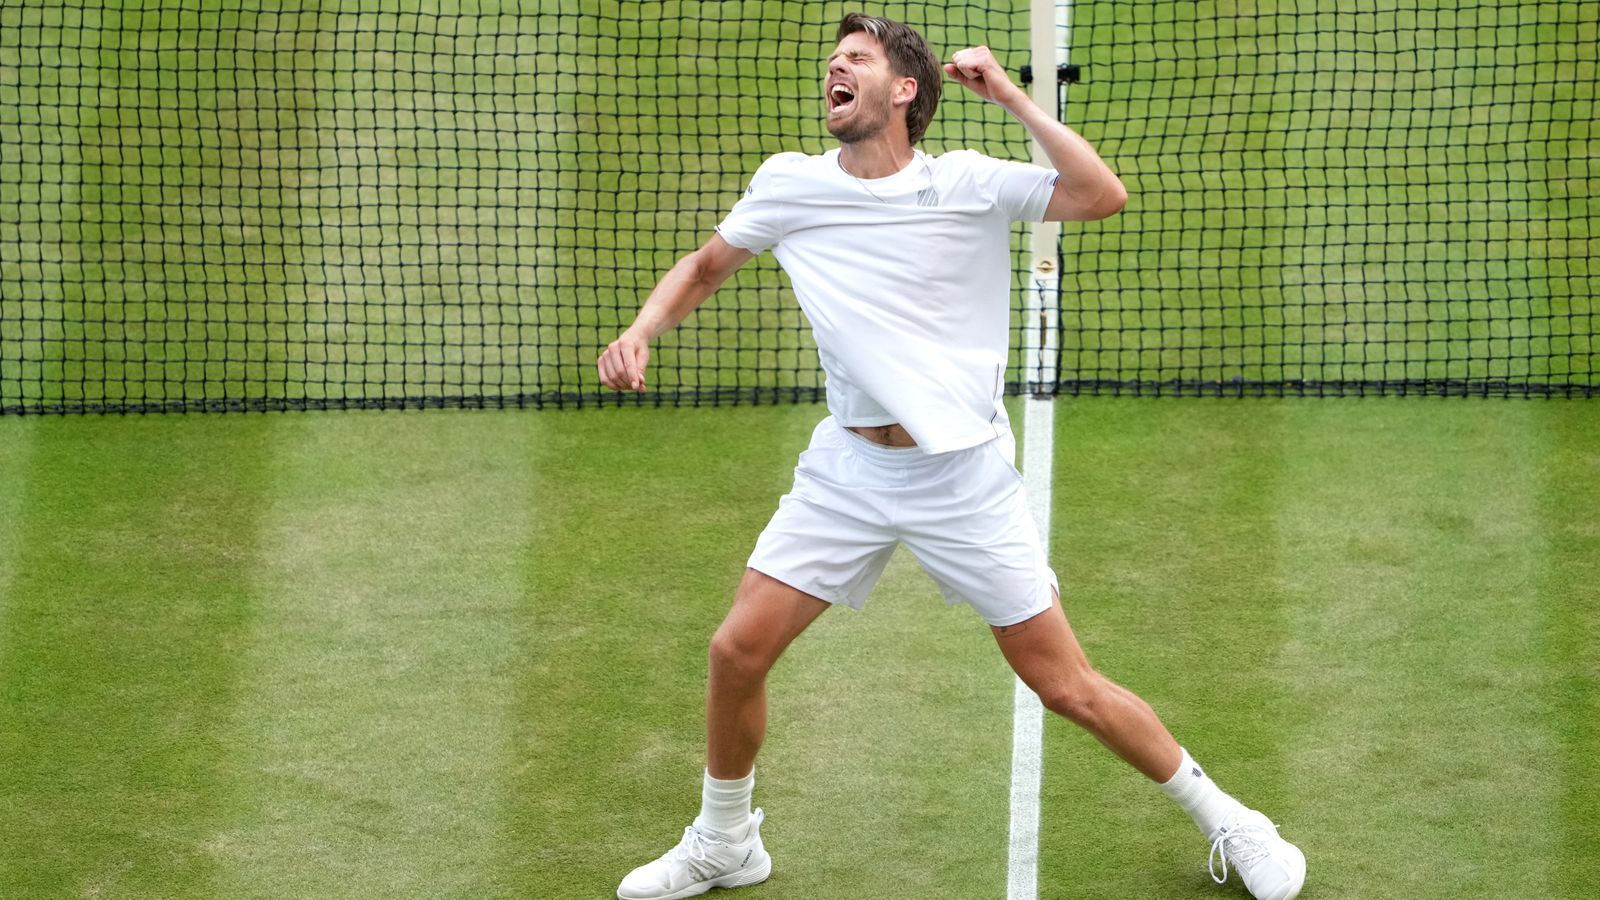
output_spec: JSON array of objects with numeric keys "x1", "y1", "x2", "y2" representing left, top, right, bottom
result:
[{"x1": 944, "y1": 46, "x2": 1027, "y2": 107}]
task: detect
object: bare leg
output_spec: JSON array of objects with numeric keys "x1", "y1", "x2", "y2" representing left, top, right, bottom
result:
[
  {"x1": 993, "y1": 592, "x2": 1182, "y2": 782},
  {"x1": 706, "y1": 568, "x2": 831, "y2": 779}
]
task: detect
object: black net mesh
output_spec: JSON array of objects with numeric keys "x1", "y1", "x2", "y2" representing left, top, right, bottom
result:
[
  {"x1": 1057, "y1": 0, "x2": 1596, "y2": 397},
  {"x1": 0, "y1": 1, "x2": 1593, "y2": 415},
  {"x1": 0, "y1": 0, "x2": 1030, "y2": 414}
]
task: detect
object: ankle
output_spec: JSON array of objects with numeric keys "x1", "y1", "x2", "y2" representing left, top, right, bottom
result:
[
  {"x1": 697, "y1": 768, "x2": 755, "y2": 839},
  {"x1": 1157, "y1": 748, "x2": 1243, "y2": 838}
]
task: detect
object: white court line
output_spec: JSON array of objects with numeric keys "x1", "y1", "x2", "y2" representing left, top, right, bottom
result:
[{"x1": 1007, "y1": 394, "x2": 1054, "y2": 900}]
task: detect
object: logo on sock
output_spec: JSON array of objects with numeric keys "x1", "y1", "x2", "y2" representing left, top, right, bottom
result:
[{"x1": 1192, "y1": 767, "x2": 1203, "y2": 778}]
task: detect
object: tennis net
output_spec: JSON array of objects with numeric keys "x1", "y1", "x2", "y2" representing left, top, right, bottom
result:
[
  {"x1": 0, "y1": 1, "x2": 1593, "y2": 415},
  {"x1": 1055, "y1": 0, "x2": 1596, "y2": 397}
]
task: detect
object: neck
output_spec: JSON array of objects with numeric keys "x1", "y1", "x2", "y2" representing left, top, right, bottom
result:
[{"x1": 837, "y1": 136, "x2": 915, "y2": 180}]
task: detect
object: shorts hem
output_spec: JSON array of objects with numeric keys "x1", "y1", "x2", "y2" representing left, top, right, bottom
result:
[
  {"x1": 982, "y1": 599, "x2": 1053, "y2": 628},
  {"x1": 967, "y1": 569, "x2": 1060, "y2": 627},
  {"x1": 746, "y1": 560, "x2": 865, "y2": 611}
]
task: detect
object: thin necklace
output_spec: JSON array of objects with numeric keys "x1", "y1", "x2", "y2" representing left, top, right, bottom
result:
[
  {"x1": 852, "y1": 172, "x2": 890, "y2": 203},
  {"x1": 839, "y1": 155, "x2": 901, "y2": 203}
]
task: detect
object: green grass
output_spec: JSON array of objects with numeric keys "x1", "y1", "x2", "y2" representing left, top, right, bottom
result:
[
  {"x1": 1040, "y1": 399, "x2": 1600, "y2": 897},
  {"x1": 518, "y1": 405, "x2": 1018, "y2": 898},
  {"x1": 0, "y1": 399, "x2": 1595, "y2": 898},
  {"x1": 0, "y1": 416, "x2": 270, "y2": 897}
]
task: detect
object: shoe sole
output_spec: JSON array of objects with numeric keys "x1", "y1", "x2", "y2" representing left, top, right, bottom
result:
[{"x1": 617, "y1": 853, "x2": 772, "y2": 900}]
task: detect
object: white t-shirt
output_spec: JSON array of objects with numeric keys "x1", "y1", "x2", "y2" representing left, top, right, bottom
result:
[{"x1": 715, "y1": 148, "x2": 1056, "y2": 454}]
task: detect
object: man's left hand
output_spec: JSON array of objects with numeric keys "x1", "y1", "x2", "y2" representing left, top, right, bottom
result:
[{"x1": 944, "y1": 46, "x2": 1027, "y2": 108}]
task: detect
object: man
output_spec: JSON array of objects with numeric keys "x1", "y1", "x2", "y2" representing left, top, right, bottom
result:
[{"x1": 599, "y1": 13, "x2": 1306, "y2": 900}]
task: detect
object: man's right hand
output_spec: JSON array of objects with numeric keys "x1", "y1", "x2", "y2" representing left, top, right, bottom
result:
[
  {"x1": 597, "y1": 331, "x2": 650, "y2": 392},
  {"x1": 594, "y1": 234, "x2": 755, "y2": 394}
]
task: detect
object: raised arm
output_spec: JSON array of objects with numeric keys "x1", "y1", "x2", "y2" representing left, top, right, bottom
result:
[
  {"x1": 944, "y1": 46, "x2": 1127, "y2": 221},
  {"x1": 597, "y1": 233, "x2": 755, "y2": 392}
]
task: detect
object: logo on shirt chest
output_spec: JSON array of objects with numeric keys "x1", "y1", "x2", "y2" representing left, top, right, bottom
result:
[{"x1": 916, "y1": 186, "x2": 940, "y2": 207}]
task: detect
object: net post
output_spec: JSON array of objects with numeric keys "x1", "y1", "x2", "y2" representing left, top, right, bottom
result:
[{"x1": 1023, "y1": 0, "x2": 1066, "y2": 397}]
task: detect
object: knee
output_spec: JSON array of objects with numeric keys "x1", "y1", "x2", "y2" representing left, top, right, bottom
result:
[
  {"x1": 1036, "y1": 670, "x2": 1109, "y2": 727},
  {"x1": 708, "y1": 624, "x2": 774, "y2": 682}
]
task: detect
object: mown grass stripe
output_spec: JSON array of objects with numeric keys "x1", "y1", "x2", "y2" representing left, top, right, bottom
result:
[
  {"x1": 1543, "y1": 405, "x2": 1600, "y2": 897},
  {"x1": 0, "y1": 416, "x2": 270, "y2": 898},
  {"x1": 510, "y1": 405, "x2": 819, "y2": 896},
  {"x1": 1040, "y1": 399, "x2": 1292, "y2": 898},
  {"x1": 1275, "y1": 402, "x2": 1557, "y2": 899},
  {"x1": 0, "y1": 419, "x2": 33, "y2": 637},
  {"x1": 759, "y1": 550, "x2": 1018, "y2": 899},
  {"x1": 511, "y1": 404, "x2": 1019, "y2": 898},
  {"x1": 210, "y1": 412, "x2": 533, "y2": 899}
]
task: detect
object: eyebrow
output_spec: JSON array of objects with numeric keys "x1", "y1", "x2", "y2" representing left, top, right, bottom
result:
[{"x1": 827, "y1": 49, "x2": 874, "y2": 65}]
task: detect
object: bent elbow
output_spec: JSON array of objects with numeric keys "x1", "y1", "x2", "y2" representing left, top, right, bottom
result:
[
  {"x1": 683, "y1": 237, "x2": 751, "y2": 292},
  {"x1": 1091, "y1": 180, "x2": 1128, "y2": 219}
]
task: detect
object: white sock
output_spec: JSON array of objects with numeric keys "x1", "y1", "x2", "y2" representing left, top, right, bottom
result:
[
  {"x1": 1157, "y1": 748, "x2": 1244, "y2": 839},
  {"x1": 694, "y1": 769, "x2": 754, "y2": 841}
]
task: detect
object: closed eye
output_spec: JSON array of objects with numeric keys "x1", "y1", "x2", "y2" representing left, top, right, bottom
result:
[{"x1": 826, "y1": 50, "x2": 874, "y2": 68}]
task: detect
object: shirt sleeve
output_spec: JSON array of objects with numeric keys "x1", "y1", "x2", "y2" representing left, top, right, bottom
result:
[
  {"x1": 969, "y1": 153, "x2": 1059, "y2": 223},
  {"x1": 714, "y1": 154, "x2": 794, "y2": 254}
]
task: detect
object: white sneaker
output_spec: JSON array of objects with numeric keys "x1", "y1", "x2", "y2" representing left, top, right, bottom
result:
[
  {"x1": 1208, "y1": 808, "x2": 1306, "y2": 900},
  {"x1": 617, "y1": 808, "x2": 771, "y2": 900}
]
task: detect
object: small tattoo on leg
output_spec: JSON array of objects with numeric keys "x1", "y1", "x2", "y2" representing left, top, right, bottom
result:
[{"x1": 997, "y1": 621, "x2": 1029, "y2": 637}]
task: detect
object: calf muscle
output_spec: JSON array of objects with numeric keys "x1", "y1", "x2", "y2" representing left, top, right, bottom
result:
[
  {"x1": 705, "y1": 569, "x2": 830, "y2": 779},
  {"x1": 994, "y1": 594, "x2": 1183, "y2": 782}
]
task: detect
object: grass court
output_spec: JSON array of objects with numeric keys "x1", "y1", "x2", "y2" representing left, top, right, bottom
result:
[
  {"x1": 0, "y1": 1, "x2": 1595, "y2": 897},
  {"x1": 0, "y1": 399, "x2": 1595, "y2": 897}
]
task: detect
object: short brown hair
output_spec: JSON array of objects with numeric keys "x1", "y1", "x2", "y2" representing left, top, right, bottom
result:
[{"x1": 836, "y1": 13, "x2": 942, "y2": 144}]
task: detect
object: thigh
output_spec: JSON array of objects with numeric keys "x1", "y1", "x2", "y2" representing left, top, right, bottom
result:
[
  {"x1": 714, "y1": 568, "x2": 835, "y2": 668},
  {"x1": 988, "y1": 591, "x2": 1093, "y2": 693}
]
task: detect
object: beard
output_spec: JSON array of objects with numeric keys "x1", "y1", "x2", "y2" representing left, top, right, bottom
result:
[{"x1": 826, "y1": 88, "x2": 893, "y2": 144}]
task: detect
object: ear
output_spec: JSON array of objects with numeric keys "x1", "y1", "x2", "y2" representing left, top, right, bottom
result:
[{"x1": 892, "y1": 75, "x2": 918, "y2": 109}]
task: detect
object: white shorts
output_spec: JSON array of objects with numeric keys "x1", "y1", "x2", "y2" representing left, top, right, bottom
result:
[{"x1": 748, "y1": 417, "x2": 1058, "y2": 627}]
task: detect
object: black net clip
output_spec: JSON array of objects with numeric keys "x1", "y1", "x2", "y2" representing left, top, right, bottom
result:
[{"x1": 1020, "y1": 64, "x2": 1082, "y2": 85}]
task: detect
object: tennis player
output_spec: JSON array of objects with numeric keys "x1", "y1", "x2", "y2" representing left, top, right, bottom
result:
[{"x1": 599, "y1": 13, "x2": 1305, "y2": 900}]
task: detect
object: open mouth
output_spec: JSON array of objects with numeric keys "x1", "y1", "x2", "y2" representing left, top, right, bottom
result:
[{"x1": 828, "y1": 83, "x2": 857, "y2": 115}]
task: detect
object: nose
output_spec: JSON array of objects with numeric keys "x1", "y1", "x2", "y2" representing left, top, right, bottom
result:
[{"x1": 828, "y1": 59, "x2": 848, "y2": 78}]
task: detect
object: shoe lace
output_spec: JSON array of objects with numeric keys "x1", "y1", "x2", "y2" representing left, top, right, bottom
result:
[
  {"x1": 670, "y1": 826, "x2": 713, "y2": 865},
  {"x1": 1208, "y1": 818, "x2": 1274, "y2": 885}
]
